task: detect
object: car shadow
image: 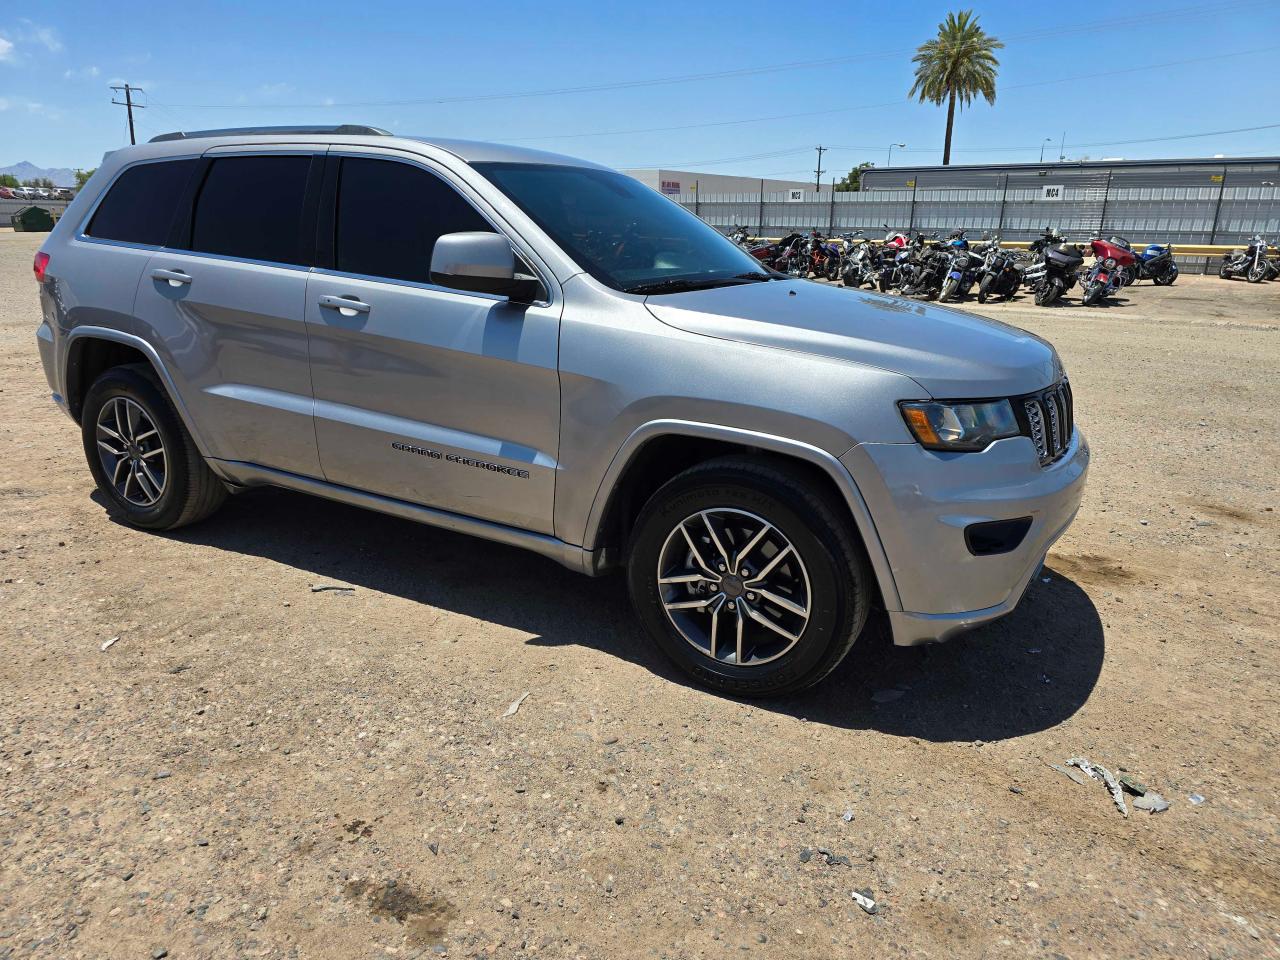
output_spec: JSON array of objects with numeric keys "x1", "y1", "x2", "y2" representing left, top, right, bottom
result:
[{"x1": 112, "y1": 486, "x2": 1104, "y2": 743}]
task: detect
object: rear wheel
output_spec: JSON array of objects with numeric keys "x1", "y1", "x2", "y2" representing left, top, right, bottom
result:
[
  {"x1": 1153, "y1": 264, "x2": 1178, "y2": 286},
  {"x1": 1218, "y1": 259, "x2": 1233, "y2": 279},
  {"x1": 626, "y1": 457, "x2": 873, "y2": 697},
  {"x1": 81, "y1": 364, "x2": 226, "y2": 530}
]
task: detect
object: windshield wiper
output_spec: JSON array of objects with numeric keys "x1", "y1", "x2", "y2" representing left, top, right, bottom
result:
[{"x1": 624, "y1": 274, "x2": 769, "y2": 296}]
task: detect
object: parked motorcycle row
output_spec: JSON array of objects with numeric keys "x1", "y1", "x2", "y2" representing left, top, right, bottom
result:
[
  {"x1": 1218, "y1": 234, "x2": 1280, "y2": 283},
  {"x1": 729, "y1": 225, "x2": 1181, "y2": 307}
]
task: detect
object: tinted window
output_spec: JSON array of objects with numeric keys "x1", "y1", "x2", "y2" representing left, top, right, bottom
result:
[
  {"x1": 191, "y1": 156, "x2": 311, "y2": 265},
  {"x1": 335, "y1": 157, "x2": 493, "y2": 283},
  {"x1": 87, "y1": 159, "x2": 196, "y2": 246},
  {"x1": 476, "y1": 162, "x2": 768, "y2": 293}
]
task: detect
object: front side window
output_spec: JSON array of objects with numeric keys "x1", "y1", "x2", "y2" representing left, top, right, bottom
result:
[
  {"x1": 190, "y1": 156, "x2": 312, "y2": 265},
  {"x1": 86, "y1": 159, "x2": 197, "y2": 246},
  {"x1": 474, "y1": 162, "x2": 771, "y2": 294},
  {"x1": 335, "y1": 157, "x2": 494, "y2": 284}
]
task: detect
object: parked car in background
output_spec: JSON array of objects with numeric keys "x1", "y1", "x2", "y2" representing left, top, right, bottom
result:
[
  {"x1": 0, "y1": 187, "x2": 17, "y2": 199},
  {"x1": 33, "y1": 125, "x2": 1087, "y2": 696}
]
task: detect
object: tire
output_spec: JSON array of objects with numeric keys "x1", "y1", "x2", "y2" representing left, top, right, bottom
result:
[
  {"x1": 825, "y1": 259, "x2": 840, "y2": 282},
  {"x1": 1034, "y1": 277, "x2": 1064, "y2": 307},
  {"x1": 1218, "y1": 260, "x2": 1232, "y2": 279},
  {"x1": 939, "y1": 278, "x2": 958, "y2": 302},
  {"x1": 977, "y1": 274, "x2": 994, "y2": 304},
  {"x1": 878, "y1": 273, "x2": 890, "y2": 293},
  {"x1": 81, "y1": 364, "x2": 226, "y2": 530},
  {"x1": 1247, "y1": 262, "x2": 1266, "y2": 283},
  {"x1": 1153, "y1": 264, "x2": 1177, "y2": 286},
  {"x1": 626, "y1": 456, "x2": 873, "y2": 697},
  {"x1": 1082, "y1": 282, "x2": 1105, "y2": 306}
]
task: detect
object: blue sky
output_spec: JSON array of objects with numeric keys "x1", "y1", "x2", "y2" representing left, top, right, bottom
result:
[{"x1": 2, "y1": 0, "x2": 1278, "y2": 176}]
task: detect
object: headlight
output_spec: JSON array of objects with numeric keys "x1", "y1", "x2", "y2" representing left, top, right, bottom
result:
[
  {"x1": 1103, "y1": 257, "x2": 1116, "y2": 269},
  {"x1": 899, "y1": 400, "x2": 1021, "y2": 451}
]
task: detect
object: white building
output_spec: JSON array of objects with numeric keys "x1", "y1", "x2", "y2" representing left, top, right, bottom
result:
[{"x1": 623, "y1": 168, "x2": 812, "y2": 197}]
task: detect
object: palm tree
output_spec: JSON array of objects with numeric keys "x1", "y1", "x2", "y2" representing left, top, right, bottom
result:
[{"x1": 909, "y1": 10, "x2": 1003, "y2": 165}]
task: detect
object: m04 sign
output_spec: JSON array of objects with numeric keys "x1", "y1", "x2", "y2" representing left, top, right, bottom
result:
[{"x1": 1040, "y1": 184, "x2": 1065, "y2": 202}]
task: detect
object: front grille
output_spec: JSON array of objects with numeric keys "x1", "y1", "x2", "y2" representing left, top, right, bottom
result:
[{"x1": 1020, "y1": 379, "x2": 1074, "y2": 465}]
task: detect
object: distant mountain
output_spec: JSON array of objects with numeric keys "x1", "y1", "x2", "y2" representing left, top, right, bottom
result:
[{"x1": 0, "y1": 161, "x2": 78, "y2": 187}]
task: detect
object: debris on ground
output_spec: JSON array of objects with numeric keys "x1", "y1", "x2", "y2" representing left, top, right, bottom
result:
[
  {"x1": 870, "y1": 689, "x2": 904, "y2": 704},
  {"x1": 799, "y1": 846, "x2": 851, "y2": 867},
  {"x1": 1189, "y1": 793, "x2": 1206, "y2": 806},
  {"x1": 1133, "y1": 792, "x2": 1170, "y2": 814},
  {"x1": 1047, "y1": 761, "x2": 1088, "y2": 786},
  {"x1": 842, "y1": 809, "x2": 855, "y2": 822},
  {"x1": 1067, "y1": 757, "x2": 1129, "y2": 818},
  {"x1": 798, "y1": 848, "x2": 813, "y2": 863},
  {"x1": 503, "y1": 691, "x2": 530, "y2": 717},
  {"x1": 100, "y1": 636, "x2": 120, "y2": 652},
  {"x1": 850, "y1": 889, "x2": 878, "y2": 915},
  {"x1": 310, "y1": 584, "x2": 355, "y2": 593},
  {"x1": 1118, "y1": 773, "x2": 1151, "y2": 796}
]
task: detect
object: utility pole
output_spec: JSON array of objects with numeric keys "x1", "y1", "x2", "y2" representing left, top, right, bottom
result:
[
  {"x1": 1058, "y1": 131, "x2": 1066, "y2": 163},
  {"x1": 110, "y1": 84, "x2": 145, "y2": 145},
  {"x1": 813, "y1": 145, "x2": 826, "y2": 193}
]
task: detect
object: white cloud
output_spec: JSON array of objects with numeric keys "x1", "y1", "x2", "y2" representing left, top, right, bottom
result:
[
  {"x1": 257, "y1": 81, "x2": 295, "y2": 98},
  {"x1": 20, "y1": 21, "x2": 63, "y2": 53},
  {"x1": 64, "y1": 65, "x2": 100, "y2": 80},
  {"x1": 0, "y1": 36, "x2": 14, "y2": 62}
]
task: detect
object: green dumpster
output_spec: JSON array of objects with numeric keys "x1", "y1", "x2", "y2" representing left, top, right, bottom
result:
[{"x1": 12, "y1": 205, "x2": 57, "y2": 232}]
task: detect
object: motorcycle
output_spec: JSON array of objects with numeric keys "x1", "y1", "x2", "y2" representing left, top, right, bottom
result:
[
  {"x1": 795, "y1": 229, "x2": 841, "y2": 281},
  {"x1": 1219, "y1": 235, "x2": 1272, "y2": 283},
  {"x1": 938, "y1": 229, "x2": 984, "y2": 302},
  {"x1": 1080, "y1": 237, "x2": 1137, "y2": 307},
  {"x1": 1111, "y1": 237, "x2": 1178, "y2": 286},
  {"x1": 975, "y1": 237, "x2": 1025, "y2": 304},
  {"x1": 747, "y1": 232, "x2": 804, "y2": 272},
  {"x1": 727, "y1": 225, "x2": 754, "y2": 249},
  {"x1": 1023, "y1": 228, "x2": 1085, "y2": 306},
  {"x1": 838, "y1": 232, "x2": 881, "y2": 288}
]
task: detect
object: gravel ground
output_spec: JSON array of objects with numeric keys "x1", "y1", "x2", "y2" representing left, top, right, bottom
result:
[{"x1": 1, "y1": 228, "x2": 1277, "y2": 959}]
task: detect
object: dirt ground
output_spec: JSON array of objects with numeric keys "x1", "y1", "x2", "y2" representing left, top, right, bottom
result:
[{"x1": 1, "y1": 227, "x2": 1277, "y2": 960}]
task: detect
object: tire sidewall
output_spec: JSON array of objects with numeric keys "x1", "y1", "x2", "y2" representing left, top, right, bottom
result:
[
  {"x1": 81, "y1": 367, "x2": 191, "y2": 529},
  {"x1": 627, "y1": 474, "x2": 850, "y2": 697}
]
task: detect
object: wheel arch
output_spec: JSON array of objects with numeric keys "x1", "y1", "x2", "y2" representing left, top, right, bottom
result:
[
  {"x1": 583, "y1": 420, "x2": 901, "y2": 612},
  {"x1": 64, "y1": 327, "x2": 213, "y2": 458}
]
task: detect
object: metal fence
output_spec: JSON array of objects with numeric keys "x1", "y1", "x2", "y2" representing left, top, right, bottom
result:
[{"x1": 679, "y1": 176, "x2": 1280, "y2": 272}]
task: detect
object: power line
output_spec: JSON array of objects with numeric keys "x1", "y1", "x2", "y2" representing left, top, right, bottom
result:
[{"x1": 150, "y1": 0, "x2": 1263, "y2": 111}]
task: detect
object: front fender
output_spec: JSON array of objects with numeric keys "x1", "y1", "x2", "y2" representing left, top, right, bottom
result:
[{"x1": 579, "y1": 419, "x2": 903, "y2": 612}]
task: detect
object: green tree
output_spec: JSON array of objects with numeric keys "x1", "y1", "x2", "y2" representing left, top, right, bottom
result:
[
  {"x1": 74, "y1": 168, "x2": 97, "y2": 188},
  {"x1": 0, "y1": 174, "x2": 18, "y2": 188},
  {"x1": 834, "y1": 161, "x2": 875, "y2": 193},
  {"x1": 908, "y1": 10, "x2": 1003, "y2": 165},
  {"x1": 23, "y1": 177, "x2": 56, "y2": 189}
]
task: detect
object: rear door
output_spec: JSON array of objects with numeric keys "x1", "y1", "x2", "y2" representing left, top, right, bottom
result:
[
  {"x1": 304, "y1": 152, "x2": 561, "y2": 534},
  {"x1": 132, "y1": 150, "x2": 323, "y2": 476}
]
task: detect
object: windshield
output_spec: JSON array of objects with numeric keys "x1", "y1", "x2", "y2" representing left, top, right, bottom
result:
[{"x1": 474, "y1": 162, "x2": 772, "y2": 294}]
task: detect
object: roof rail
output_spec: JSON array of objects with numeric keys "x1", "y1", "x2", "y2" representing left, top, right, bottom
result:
[{"x1": 149, "y1": 124, "x2": 391, "y2": 143}]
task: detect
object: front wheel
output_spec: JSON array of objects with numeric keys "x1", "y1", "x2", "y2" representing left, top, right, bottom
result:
[
  {"x1": 939, "y1": 277, "x2": 958, "y2": 302},
  {"x1": 1034, "y1": 277, "x2": 1064, "y2": 306},
  {"x1": 626, "y1": 457, "x2": 873, "y2": 697},
  {"x1": 787, "y1": 256, "x2": 808, "y2": 278},
  {"x1": 1247, "y1": 262, "x2": 1267, "y2": 283},
  {"x1": 824, "y1": 258, "x2": 841, "y2": 282},
  {"x1": 977, "y1": 274, "x2": 994, "y2": 304},
  {"x1": 81, "y1": 364, "x2": 226, "y2": 530},
  {"x1": 1082, "y1": 281, "x2": 1106, "y2": 306}
]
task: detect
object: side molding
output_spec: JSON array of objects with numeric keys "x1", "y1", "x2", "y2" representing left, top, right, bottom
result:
[{"x1": 581, "y1": 420, "x2": 902, "y2": 612}]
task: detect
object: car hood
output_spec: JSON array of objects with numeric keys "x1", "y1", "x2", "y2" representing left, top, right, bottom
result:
[{"x1": 645, "y1": 279, "x2": 1061, "y2": 398}]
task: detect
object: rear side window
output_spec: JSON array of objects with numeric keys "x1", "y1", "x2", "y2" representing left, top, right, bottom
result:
[
  {"x1": 86, "y1": 159, "x2": 196, "y2": 246},
  {"x1": 335, "y1": 157, "x2": 493, "y2": 284},
  {"x1": 190, "y1": 156, "x2": 312, "y2": 265}
]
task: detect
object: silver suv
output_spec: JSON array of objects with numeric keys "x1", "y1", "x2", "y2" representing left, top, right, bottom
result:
[{"x1": 34, "y1": 126, "x2": 1088, "y2": 696}]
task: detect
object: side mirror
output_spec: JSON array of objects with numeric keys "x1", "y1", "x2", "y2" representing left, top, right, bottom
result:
[{"x1": 430, "y1": 232, "x2": 542, "y2": 302}]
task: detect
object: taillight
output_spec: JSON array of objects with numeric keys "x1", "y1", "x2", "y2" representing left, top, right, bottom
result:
[{"x1": 33, "y1": 251, "x2": 50, "y2": 284}]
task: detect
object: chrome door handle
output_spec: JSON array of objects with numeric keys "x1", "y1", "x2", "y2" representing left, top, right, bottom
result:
[
  {"x1": 318, "y1": 295, "x2": 371, "y2": 316},
  {"x1": 151, "y1": 268, "x2": 192, "y2": 287}
]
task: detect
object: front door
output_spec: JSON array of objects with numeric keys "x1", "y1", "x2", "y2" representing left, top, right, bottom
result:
[
  {"x1": 305, "y1": 154, "x2": 560, "y2": 535},
  {"x1": 132, "y1": 151, "x2": 322, "y2": 477}
]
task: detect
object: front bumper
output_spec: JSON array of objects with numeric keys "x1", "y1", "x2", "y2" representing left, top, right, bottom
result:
[{"x1": 842, "y1": 428, "x2": 1089, "y2": 646}]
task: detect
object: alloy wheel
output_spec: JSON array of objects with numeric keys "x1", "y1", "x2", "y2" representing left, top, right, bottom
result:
[
  {"x1": 656, "y1": 508, "x2": 811, "y2": 667},
  {"x1": 95, "y1": 396, "x2": 167, "y2": 507}
]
